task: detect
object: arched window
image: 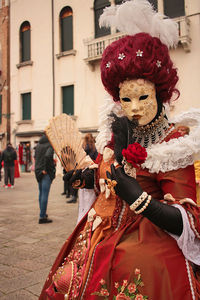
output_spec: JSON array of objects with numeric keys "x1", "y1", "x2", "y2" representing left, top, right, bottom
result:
[
  {"x1": 94, "y1": 0, "x2": 111, "y2": 38},
  {"x1": 164, "y1": 0, "x2": 185, "y2": 18},
  {"x1": 20, "y1": 21, "x2": 31, "y2": 62},
  {"x1": 60, "y1": 6, "x2": 73, "y2": 52}
]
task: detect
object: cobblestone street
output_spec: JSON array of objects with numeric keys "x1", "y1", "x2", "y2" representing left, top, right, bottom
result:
[{"x1": 0, "y1": 172, "x2": 78, "y2": 299}]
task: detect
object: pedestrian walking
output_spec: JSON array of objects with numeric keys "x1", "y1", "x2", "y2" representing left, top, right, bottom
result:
[
  {"x1": 35, "y1": 135, "x2": 56, "y2": 224},
  {"x1": 0, "y1": 143, "x2": 17, "y2": 188},
  {"x1": 77, "y1": 133, "x2": 98, "y2": 222}
]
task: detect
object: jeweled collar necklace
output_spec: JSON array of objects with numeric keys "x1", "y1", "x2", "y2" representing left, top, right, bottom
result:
[{"x1": 130, "y1": 109, "x2": 174, "y2": 148}]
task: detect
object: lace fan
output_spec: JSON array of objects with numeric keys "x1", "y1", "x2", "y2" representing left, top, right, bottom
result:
[{"x1": 45, "y1": 114, "x2": 93, "y2": 171}]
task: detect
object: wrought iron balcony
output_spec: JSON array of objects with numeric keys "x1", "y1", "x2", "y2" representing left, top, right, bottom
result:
[{"x1": 84, "y1": 16, "x2": 191, "y2": 64}]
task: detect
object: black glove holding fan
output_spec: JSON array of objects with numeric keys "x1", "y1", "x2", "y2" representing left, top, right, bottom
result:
[
  {"x1": 63, "y1": 168, "x2": 94, "y2": 189},
  {"x1": 106, "y1": 164, "x2": 183, "y2": 236}
]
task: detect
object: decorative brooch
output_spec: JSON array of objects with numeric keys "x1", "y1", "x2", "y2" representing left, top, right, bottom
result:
[
  {"x1": 156, "y1": 60, "x2": 161, "y2": 68},
  {"x1": 106, "y1": 62, "x2": 111, "y2": 68},
  {"x1": 118, "y1": 53, "x2": 126, "y2": 60},
  {"x1": 136, "y1": 50, "x2": 143, "y2": 57}
]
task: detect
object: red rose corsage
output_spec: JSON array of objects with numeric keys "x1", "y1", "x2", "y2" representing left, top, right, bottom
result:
[{"x1": 122, "y1": 143, "x2": 147, "y2": 177}]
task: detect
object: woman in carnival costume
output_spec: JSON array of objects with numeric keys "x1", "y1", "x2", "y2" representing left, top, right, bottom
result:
[{"x1": 40, "y1": 1, "x2": 200, "y2": 299}]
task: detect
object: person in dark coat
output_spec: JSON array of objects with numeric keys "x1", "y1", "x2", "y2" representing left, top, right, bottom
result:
[
  {"x1": 35, "y1": 135, "x2": 56, "y2": 224},
  {"x1": 0, "y1": 143, "x2": 17, "y2": 188}
]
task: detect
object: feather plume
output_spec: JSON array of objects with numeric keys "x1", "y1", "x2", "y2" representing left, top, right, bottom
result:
[
  {"x1": 99, "y1": 0, "x2": 178, "y2": 48},
  {"x1": 45, "y1": 114, "x2": 93, "y2": 171}
]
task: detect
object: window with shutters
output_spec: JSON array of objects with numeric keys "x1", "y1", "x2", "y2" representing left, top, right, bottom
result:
[
  {"x1": 60, "y1": 6, "x2": 73, "y2": 52},
  {"x1": 22, "y1": 93, "x2": 31, "y2": 120},
  {"x1": 0, "y1": 95, "x2": 2, "y2": 124},
  {"x1": 62, "y1": 85, "x2": 74, "y2": 115},
  {"x1": 20, "y1": 21, "x2": 31, "y2": 62},
  {"x1": 94, "y1": 0, "x2": 111, "y2": 38},
  {"x1": 164, "y1": 0, "x2": 185, "y2": 18}
]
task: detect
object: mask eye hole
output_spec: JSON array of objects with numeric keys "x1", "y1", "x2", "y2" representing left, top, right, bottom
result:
[
  {"x1": 121, "y1": 97, "x2": 131, "y2": 102},
  {"x1": 139, "y1": 95, "x2": 148, "y2": 101}
]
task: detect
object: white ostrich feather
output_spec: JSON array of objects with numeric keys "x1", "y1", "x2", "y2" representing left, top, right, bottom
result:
[
  {"x1": 99, "y1": 0, "x2": 178, "y2": 48},
  {"x1": 96, "y1": 94, "x2": 124, "y2": 154}
]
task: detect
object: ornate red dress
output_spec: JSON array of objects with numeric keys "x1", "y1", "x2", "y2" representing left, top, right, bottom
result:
[{"x1": 39, "y1": 128, "x2": 200, "y2": 300}]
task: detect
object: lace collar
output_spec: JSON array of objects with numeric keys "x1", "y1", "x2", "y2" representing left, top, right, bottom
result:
[
  {"x1": 142, "y1": 108, "x2": 200, "y2": 173},
  {"x1": 130, "y1": 109, "x2": 174, "y2": 148}
]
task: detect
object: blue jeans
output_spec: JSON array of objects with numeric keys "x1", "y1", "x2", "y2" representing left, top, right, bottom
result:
[{"x1": 38, "y1": 174, "x2": 52, "y2": 218}]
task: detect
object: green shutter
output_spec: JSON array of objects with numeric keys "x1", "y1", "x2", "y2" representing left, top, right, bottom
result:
[
  {"x1": 21, "y1": 29, "x2": 30, "y2": 62},
  {"x1": 61, "y1": 15, "x2": 73, "y2": 51},
  {"x1": 22, "y1": 93, "x2": 31, "y2": 120},
  {"x1": 0, "y1": 95, "x2": 2, "y2": 124},
  {"x1": 62, "y1": 85, "x2": 74, "y2": 115},
  {"x1": 164, "y1": 0, "x2": 185, "y2": 18}
]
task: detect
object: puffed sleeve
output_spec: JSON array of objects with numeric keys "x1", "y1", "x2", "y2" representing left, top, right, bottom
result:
[{"x1": 157, "y1": 165, "x2": 200, "y2": 265}]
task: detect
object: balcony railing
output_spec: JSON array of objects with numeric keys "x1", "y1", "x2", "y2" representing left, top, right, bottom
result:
[
  {"x1": 84, "y1": 32, "x2": 126, "y2": 63},
  {"x1": 84, "y1": 16, "x2": 191, "y2": 63},
  {"x1": 175, "y1": 16, "x2": 191, "y2": 52}
]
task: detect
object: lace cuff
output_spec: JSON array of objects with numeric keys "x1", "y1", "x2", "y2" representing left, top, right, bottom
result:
[{"x1": 169, "y1": 204, "x2": 200, "y2": 266}]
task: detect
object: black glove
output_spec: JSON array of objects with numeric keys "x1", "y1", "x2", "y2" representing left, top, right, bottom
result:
[
  {"x1": 63, "y1": 170, "x2": 74, "y2": 182},
  {"x1": 107, "y1": 164, "x2": 183, "y2": 236},
  {"x1": 69, "y1": 168, "x2": 94, "y2": 189},
  {"x1": 106, "y1": 165, "x2": 143, "y2": 205}
]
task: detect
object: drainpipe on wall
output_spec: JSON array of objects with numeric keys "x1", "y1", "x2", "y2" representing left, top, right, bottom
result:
[{"x1": 51, "y1": 0, "x2": 55, "y2": 117}]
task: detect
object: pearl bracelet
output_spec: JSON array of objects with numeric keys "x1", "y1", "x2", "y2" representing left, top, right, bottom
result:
[
  {"x1": 130, "y1": 191, "x2": 148, "y2": 211},
  {"x1": 134, "y1": 195, "x2": 152, "y2": 214}
]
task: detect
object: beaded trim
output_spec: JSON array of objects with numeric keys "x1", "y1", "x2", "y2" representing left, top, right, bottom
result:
[
  {"x1": 115, "y1": 200, "x2": 127, "y2": 231},
  {"x1": 130, "y1": 109, "x2": 173, "y2": 148},
  {"x1": 134, "y1": 195, "x2": 152, "y2": 214},
  {"x1": 80, "y1": 242, "x2": 100, "y2": 300},
  {"x1": 185, "y1": 258, "x2": 196, "y2": 300},
  {"x1": 130, "y1": 192, "x2": 148, "y2": 211}
]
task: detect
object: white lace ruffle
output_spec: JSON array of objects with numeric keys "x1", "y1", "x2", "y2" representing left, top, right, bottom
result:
[
  {"x1": 77, "y1": 189, "x2": 96, "y2": 224},
  {"x1": 142, "y1": 108, "x2": 200, "y2": 173},
  {"x1": 169, "y1": 204, "x2": 200, "y2": 266}
]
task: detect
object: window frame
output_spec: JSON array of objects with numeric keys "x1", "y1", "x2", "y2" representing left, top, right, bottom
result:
[
  {"x1": 62, "y1": 85, "x2": 74, "y2": 116},
  {"x1": 21, "y1": 92, "x2": 31, "y2": 121},
  {"x1": 164, "y1": 0, "x2": 185, "y2": 18},
  {"x1": 20, "y1": 21, "x2": 31, "y2": 63},
  {"x1": 94, "y1": 0, "x2": 111, "y2": 39},
  {"x1": 60, "y1": 6, "x2": 73, "y2": 52}
]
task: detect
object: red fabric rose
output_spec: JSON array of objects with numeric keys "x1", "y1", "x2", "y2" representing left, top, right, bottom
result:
[{"x1": 122, "y1": 143, "x2": 147, "y2": 168}]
